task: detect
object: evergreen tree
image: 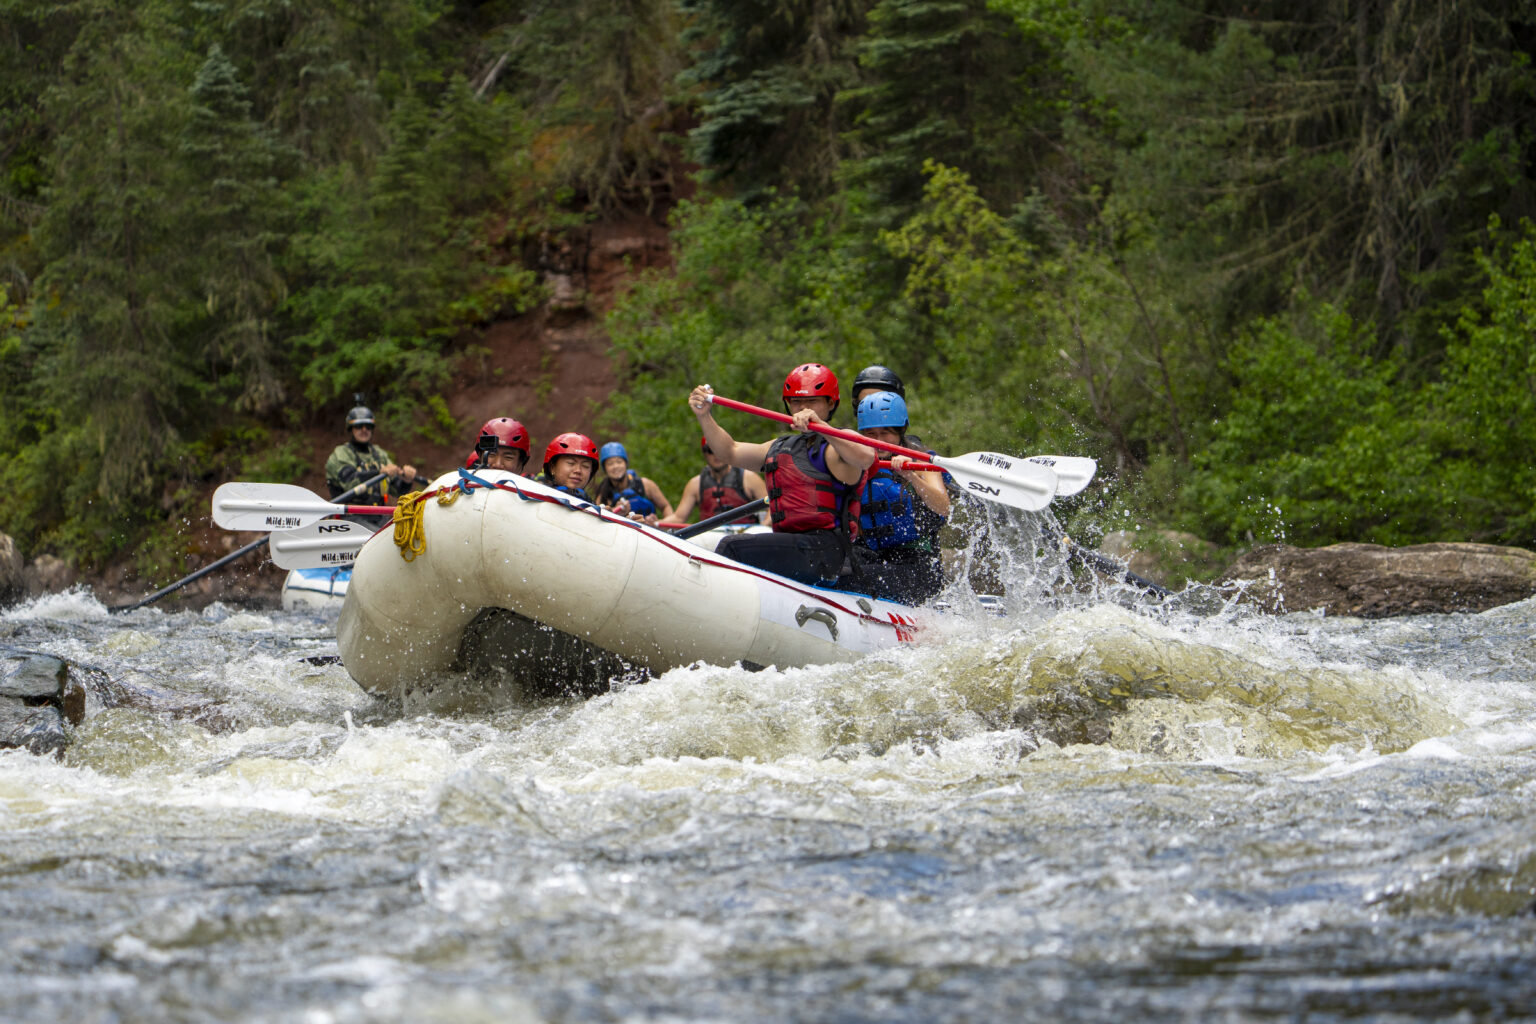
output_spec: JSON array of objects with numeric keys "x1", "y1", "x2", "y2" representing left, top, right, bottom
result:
[
  {"x1": 841, "y1": 0, "x2": 1063, "y2": 225},
  {"x1": 493, "y1": 0, "x2": 685, "y2": 210},
  {"x1": 178, "y1": 43, "x2": 292, "y2": 413},
  {"x1": 14, "y1": 0, "x2": 201, "y2": 552},
  {"x1": 680, "y1": 0, "x2": 870, "y2": 200},
  {"x1": 1077, "y1": 0, "x2": 1536, "y2": 353}
]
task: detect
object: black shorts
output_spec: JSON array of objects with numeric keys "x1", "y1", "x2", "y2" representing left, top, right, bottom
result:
[{"x1": 854, "y1": 547, "x2": 945, "y2": 605}]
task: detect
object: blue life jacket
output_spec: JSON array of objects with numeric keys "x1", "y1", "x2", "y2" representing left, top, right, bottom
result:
[
  {"x1": 597, "y1": 469, "x2": 655, "y2": 516},
  {"x1": 539, "y1": 473, "x2": 592, "y2": 501},
  {"x1": 857, "y1": 469, "x2": 923, "y2": 551}
]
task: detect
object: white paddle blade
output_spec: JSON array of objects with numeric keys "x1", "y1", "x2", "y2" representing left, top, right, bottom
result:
[
  {"x1": 268, "y1": 519, "x2": 376, "y2": 570},
  {"x1": 936, "y1": 452, "x2": 1058, "y2": 511},
  {"x1": 1026, "y1": 455, "x2": 1097, "y2": 497},
  {"x1": 212, "y1": 481, "x2": 342, "y2": 531}
]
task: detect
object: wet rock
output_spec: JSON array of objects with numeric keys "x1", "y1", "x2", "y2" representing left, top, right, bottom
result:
[
  {"x1": 0, "y1": 532, "x2": 22, "y2": 606},
  {"x1": 1, "y1": 647, "x2": 223, "y2": 757},
  {"x1": 0, "y1": 654, "x2": 79, "y2": 757},
  {"x1": 25, "y1": 553, "x2": 77, "y2": 595},
  {"x1": 0, "y1": 654, "x2": 68, "y2": 698},
  {"x1": 0, "y1": 701, "x2": 69, "y2": 757},
  {"x1": 1219, "y1": 542, "x2": 1536, "y2": 617}
]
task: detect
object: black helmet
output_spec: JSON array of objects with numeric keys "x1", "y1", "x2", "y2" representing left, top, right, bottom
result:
[
  {"x1": 345, "y1": 405, "x2": 375, "y2": 430},
  {"x1": 851, "y1": 365, "x2": 905, "y2": 402}
]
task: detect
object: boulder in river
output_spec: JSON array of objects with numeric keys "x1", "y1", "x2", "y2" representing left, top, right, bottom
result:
[
  {"x1": 0, "y1": 654, "x2": 84, "y2": 757},
  {"x1": 1, "y1": 647, "x2": 234, "y2": 758},
  {"x1": 1219, "y1": 541, "x2": 1536, "y2": 617}
]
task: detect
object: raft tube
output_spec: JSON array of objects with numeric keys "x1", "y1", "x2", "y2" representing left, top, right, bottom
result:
[{"x1": 336, "y1": 471, "x2": 926, "y2": 698}]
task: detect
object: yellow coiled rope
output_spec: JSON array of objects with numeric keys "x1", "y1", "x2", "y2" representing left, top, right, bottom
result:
[
  {"x1": 391, "y1": 486, "x2": 465, "y2": 562},
  {"x1": 391, "y1": 491, "x2": 429, "y2": 562}
]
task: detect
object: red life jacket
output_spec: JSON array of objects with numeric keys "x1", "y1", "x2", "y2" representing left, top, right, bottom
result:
[
  {"x1": 762, "y1": 434, "x2": 867, "y2": 540},
  {"x1": 699, "y1": 464, "x2": 754, "y2": 523}
]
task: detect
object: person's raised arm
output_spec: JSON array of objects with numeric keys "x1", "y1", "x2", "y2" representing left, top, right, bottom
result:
[{"x1": 690, "y1": 385, "x2": 770, "y2": 471}]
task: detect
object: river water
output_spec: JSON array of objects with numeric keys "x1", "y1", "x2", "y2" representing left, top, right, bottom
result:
[{"x1": 2, "y1": 574, "x2": 1535, "y2": 1022}]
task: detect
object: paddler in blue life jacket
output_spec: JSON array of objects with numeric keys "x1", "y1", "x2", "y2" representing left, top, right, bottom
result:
[
  {"x1": 324, "y1": 402, "x2": 430, "y2": 504},
  {"x1": 537, "y1": 432, "x2": 600, "y2": 498},
  {"x1": 591, "y1": 442, "x2": 674, "y2": 523},
  {"x1": 688, "y1": 363, "x2": 876, "y2": 587},
  {"x1": 465, "y1": 417, "x2": 531, "y2": 473},
  {"x1": 658, "y1": 437, "x2": 769, "y2": 526},
  {"x1": 852, "y1": 391, "x2": 950, "y2": 604}
]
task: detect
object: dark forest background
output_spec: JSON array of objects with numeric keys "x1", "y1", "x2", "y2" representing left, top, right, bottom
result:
[{"x1": 5, "y1": 0, "x2": 1536, "y2": 572}]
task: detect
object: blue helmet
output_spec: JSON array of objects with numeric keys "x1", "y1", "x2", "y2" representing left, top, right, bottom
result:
[
  {"x1": 599, "y1": 442, "x2": 629, "y2": 463},
  {"x1": 857, "y1": 392, "x2": 908, "y2": 431}
]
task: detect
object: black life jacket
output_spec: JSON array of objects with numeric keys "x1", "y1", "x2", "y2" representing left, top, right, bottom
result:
[
  {"x1": 699, "y1": 464, "x2": 754, "y2": 523},
  {"x1": 762, "y1": 434, "x2": 867, "y2": 541}
]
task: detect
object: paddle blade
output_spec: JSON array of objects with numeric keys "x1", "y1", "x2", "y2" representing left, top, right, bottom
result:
[
  {"x1": 212, "y1": 481, "x2": 341, "y2": 531},
  {"x1": 1026, "y1": 455, "x2": 1097, "y2": 497},
  {"x1": 268, "y1": 519, "x2": 376, "y2": 570},
  {"x1": 935, "y1": 452, "x2": 1058, "y2": 511}
]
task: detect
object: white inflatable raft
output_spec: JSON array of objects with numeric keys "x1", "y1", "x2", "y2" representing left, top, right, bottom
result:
[
  {"x1": 281, "y1": 567, "x2": 351, "y2": 612},
  {"x1": 336, "y1": 471, "x2": 927, "y2": 699}
]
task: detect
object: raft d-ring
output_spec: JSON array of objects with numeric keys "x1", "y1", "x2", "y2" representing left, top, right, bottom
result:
[{"x1": 794, "y1": 606, "x2": 838, "y2": 640}]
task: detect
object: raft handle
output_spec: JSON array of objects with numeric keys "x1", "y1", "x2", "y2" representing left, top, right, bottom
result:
[{"x1": 794, "y1": 606, "x2": 838, "y2": 640}]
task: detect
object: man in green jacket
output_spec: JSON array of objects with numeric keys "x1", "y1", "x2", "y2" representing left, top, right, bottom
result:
[{"x1": 324, "y1": 403, "x2": 429, "y2": 504}]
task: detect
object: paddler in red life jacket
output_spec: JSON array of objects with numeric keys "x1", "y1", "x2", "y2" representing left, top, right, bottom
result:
[
  {"x1": 537, "y1": 433, "x2": 600, "y2": 498},
  {"x1": 591, "y1": 442, "x2": 674, "y2": 524},
  {"x1": 853, "y1": 391, "x2": 950, "y2": 605},
  {"x1": 463, "y1": 417, "x2": 531, "y2": 473},
  {"x1": 687, "y1": 364, "x2": 876, "y2": 587},
  {"x1": 658, "y1": 437, "x2": 769, "y2": 526}
]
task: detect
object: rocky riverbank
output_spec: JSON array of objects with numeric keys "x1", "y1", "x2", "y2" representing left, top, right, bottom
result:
[{"x1": 1216, "y1": 541, "x2": 1536, "y2": 617}]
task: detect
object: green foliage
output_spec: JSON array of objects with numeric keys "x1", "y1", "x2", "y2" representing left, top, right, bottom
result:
[
  {"x1": 496, "y1": 0, "x2": 685, "y2": 210},
  {"x1": 1180, "y1": 306, "x2": 1408, "y2": 545},
  {"x1": 7, "y1": 0, "x2": 1536, "y2": 576},
  {"x1": 282, "y1": 79, "x2": 543, "y2": 412},
  {"x1": 1421, "y1": 218, "x2": 1536, "y2": 543}
]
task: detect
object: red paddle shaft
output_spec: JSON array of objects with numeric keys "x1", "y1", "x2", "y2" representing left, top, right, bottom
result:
[{"x1": 708, "y1": 395, "x2": 936, "y2": 463}]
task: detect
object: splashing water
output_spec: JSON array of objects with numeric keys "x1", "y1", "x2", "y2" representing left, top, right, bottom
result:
[{"x1": 1, "y1": 540, "x2": 1534, "y2": 1021}]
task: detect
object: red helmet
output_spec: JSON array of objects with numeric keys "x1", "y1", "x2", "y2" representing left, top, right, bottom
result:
[
  {"x1": 464, "y1": 451, "x2": 480, "y2": 469},
  {"x1": 783, "y1": 363, "x2": 839, "y2": 402},
  {"x1": 476, "y1": 417, "x2": 529, "y2": 456},
  {"x1": 543, "y1": 431, "x2": 599, "y2": 471}
]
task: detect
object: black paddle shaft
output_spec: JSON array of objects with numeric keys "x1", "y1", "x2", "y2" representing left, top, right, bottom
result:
[{"x1": 675, "y1": 497, "x2": 769, "y2": 540}]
